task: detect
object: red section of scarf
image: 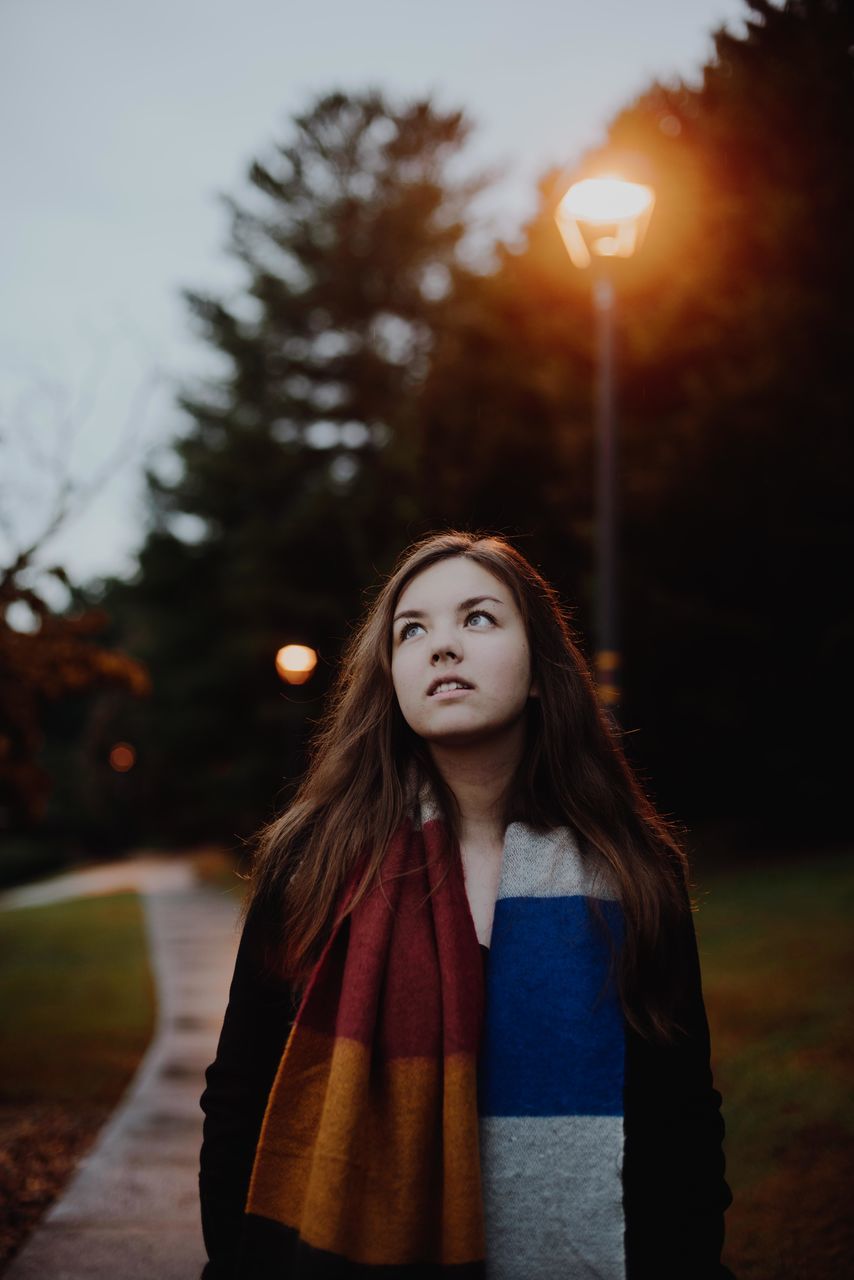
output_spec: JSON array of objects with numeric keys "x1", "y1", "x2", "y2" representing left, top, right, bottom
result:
[{"x1": 297, "y1": 814, "x2": 485, "y2": 1058}]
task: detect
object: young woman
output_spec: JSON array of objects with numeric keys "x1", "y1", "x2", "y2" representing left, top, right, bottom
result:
[{"x1": 199, "y1": 530, "x2": 735, "y2": 1280}]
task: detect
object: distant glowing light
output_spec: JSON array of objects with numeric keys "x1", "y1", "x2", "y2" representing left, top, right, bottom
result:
[
  {"x1": 275, "y1": 644, "x2": 318, "y2": 685},
  {"x1": 555, "y1": 176, "x2": 656, "y2": 269},
  {"x1": 109, "y1": 742, "x2": 136, "y2": 772}
]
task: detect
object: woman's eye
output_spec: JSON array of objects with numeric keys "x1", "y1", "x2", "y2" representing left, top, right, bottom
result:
[
  {"x1": 397, "y1": 610, "x2": 495, "y2": 643},
  {"x1": 466, "y1": 609, "x2": 496, "y2": 628}
]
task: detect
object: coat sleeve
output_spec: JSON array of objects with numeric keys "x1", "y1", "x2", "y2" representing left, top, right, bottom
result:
[
  {"x1": 622, "y1": 899, "x2": 737, "y2": 1280},
  {"x1": 198, "y1": 902, "x2": 296, "y2": 1280}
]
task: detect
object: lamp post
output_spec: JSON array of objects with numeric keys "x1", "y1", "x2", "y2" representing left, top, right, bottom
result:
[{"x1": 555, "y1": 176, "x2": 655, "y2": 715}]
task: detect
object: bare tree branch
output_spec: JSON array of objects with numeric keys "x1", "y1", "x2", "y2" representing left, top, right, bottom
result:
[{"x1": 0, "y1": 357, "x2": 165, "y2": 591}]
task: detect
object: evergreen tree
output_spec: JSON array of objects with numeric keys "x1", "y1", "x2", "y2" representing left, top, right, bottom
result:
[{"x1": 94, "y1": 90, "x2": 483, "y2": 841}]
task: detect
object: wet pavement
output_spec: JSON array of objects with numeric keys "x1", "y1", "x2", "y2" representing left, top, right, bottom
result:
[{"x1": 3, "y1": 875, "x2": 242, "y2": 1279}]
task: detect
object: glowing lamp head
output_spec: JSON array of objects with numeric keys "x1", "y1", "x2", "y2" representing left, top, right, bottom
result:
[
  {"x1": 555, "y1": 176, "x2": 655, "y2": 269},
  {"x1": 275, "y1": 643, "x2": 318, "y2": 686}
]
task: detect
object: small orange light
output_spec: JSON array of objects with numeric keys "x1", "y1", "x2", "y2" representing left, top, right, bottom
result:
[
  {"x1": 109, "y1": 742, "x2": 136, "y2": 772},
  {"x1": 275, "y1": 644, "x2": 318, "y2": 686}
]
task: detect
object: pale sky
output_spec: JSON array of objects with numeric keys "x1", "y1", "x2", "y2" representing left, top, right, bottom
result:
[{"x1": 0, "y1": 0, "x2": 748, "y2": 600}]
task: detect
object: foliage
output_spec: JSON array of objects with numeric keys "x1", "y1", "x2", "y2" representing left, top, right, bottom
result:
[
  {"x1": 0, "y1": 562, "x2": 150, "y2": 830},
  {"x1": 607, "y1": 0, "x2": 854, "y2": 831},
  {"x1": 92, "y1": 90, "x2": 484, "y2": 840}
]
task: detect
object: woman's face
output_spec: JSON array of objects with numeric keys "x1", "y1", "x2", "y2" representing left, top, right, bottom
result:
[{"x1": 390, "y1": 556, "x2": 538, "y2": 748}]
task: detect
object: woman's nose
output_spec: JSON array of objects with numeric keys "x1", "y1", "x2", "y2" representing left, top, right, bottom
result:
[
  {"x1": 428, "y1": 614, "x2": 464, "y2": 662},
  {"x1": 431, "y1": 631, "x2": 460, "y2": 662}
]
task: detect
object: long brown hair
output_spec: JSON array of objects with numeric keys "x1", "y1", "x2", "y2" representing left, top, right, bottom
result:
[{"x1": 243, "y1": 530, "x2": 695, "y2": 1044}]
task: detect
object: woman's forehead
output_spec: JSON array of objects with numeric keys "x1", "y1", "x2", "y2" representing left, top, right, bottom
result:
[{"x1": 395, "y1": 558, "x2": 509, "y2": 613}]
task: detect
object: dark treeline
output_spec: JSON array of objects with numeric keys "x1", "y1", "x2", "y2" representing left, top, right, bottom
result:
[{"x1": 37, "y1": 0, "x2": 854, "y2": 859}]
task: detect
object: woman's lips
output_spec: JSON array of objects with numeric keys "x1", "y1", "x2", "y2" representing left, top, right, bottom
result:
[{"x1": 430, "y1": 687, "x2": 473, "y2": 700}]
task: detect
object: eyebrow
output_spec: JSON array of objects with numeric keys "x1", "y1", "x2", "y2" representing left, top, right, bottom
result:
[{"x1": 392, "y1": 595, "x2": 504, "y2": 626}]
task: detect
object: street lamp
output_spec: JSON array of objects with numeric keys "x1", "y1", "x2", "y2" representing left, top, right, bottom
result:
[
  {"x1": 555, "y1": 175, "x2": 655, "y2": 714},
  {"x1": 275, "y1": 644, "x2": 318, "y2": 686}
]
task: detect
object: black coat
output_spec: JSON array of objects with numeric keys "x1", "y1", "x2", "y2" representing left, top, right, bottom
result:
[{"x1": 198, "y1": 902, "x2": 736, "y2": 1279}]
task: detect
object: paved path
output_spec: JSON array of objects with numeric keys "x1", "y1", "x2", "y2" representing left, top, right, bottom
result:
[
  {"x1": 3, "y1": 872, "x2": 242, "y2": 1280},
  {"x1": 0, "y1": 855, "x2": 198, "y2": 910}
]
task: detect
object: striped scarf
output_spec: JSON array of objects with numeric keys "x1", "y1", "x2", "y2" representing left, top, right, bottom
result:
[{"x1": 238, "y1": 777, "x2": 627, "y2": 1278}]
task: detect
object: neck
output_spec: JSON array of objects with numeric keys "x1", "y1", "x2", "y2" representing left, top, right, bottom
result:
[{"x1": 427, "y1": 721, "x2": 526, "y2": 847}]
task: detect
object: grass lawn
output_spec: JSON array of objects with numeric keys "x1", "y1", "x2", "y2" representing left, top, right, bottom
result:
[
  {"x1": 695, "y1": 849, "x2": 854, "y2": 1280},
  {"x1": 0, "y1": 892, "x2": 156, "y2": 1273}
]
